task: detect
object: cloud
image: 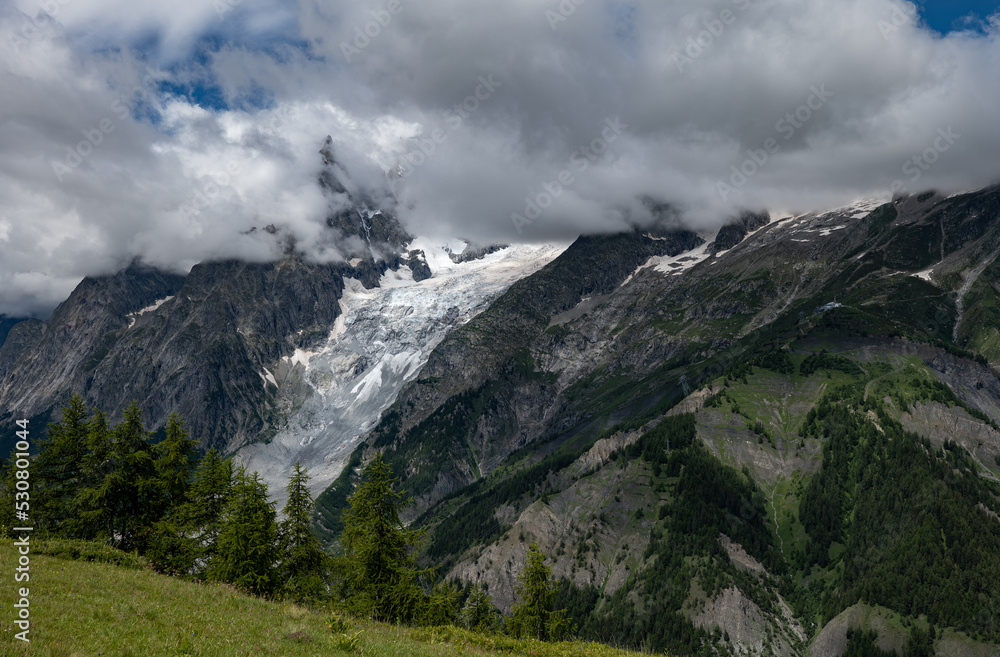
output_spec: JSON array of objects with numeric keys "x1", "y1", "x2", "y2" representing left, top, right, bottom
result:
[{"x1": 0, "y1": 0, "x2": 998, "y2": 315}]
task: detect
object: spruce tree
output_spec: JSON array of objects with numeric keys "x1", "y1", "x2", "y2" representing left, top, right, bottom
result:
[
  {"x1": 338, "y1": 452, "x2": 429, "y2": 622},
  {"x1": 278, "y1": 462, "x2": 327, "y2": 603},
  {"x1": 208, "y1": 465, "x2": 278, "y2": 596}
]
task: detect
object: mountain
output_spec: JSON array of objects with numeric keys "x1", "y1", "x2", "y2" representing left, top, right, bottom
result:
[
  {"x1": 0, "y1": 142, "x2": 560, "y2": 488},
  {"x1": 4, "y1": 132, "x2": 1000, "y2": 655},
  {"x1": 315, "y1": 187, "x2": 1000, "y2": 656}
]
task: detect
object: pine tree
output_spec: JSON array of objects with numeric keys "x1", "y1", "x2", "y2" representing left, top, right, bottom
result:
[
  {"x1": 461, "y1": 583, "x2": 499, "y2": 633},
  {"x1": 208, "y1": 465, "x2": 278, "y2": 596},
  {"x1": 72, "y1": 403, "x2": 161, "y2": 550},
  {"x1": 148, "y1": 448, "x2": 231, "y2": 577},
  {"x1": 509, "y1": 543, "x2": 570, "y2": 641},
  {"x1": 184, "y1": 448, "x2": 234, "y2": 555},
  {"x1": 34, "y1": 395, "x2": 90, "y2": 534},
  {"x1": 0, "y1": 460, "x2": 17, "y2": 539},
  {"x1": 72, "y1": 409, "x2": 113, "y2": 541},
  {"x1": 153, "y1": 413, "x2": 198, "y2": 514},
  {"x1": 278, "y1": 462, "x2": 327, "y2": 603},
  {"x1": 338, "y1": 452, "x2": 429, "y2": 622},
  {"x1": 420, "y1": 581, "x2": 460, "y2": 627}
]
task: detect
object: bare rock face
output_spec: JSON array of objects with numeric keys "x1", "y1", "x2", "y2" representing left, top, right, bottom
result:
[
  {"x1": 901, "y1": 401, "x2": 1000, "y2": 478},
  {"x1": 692, "y1": 587, "x2": 801, "y2": 657},
  {"x1": 0, "y1": 318, "x2": 44, "y2": 379}
]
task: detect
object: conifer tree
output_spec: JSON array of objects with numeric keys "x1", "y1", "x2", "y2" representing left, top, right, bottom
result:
[
  {"x1": 208, "y1": 465, "x2": 278, "y2": 596},
  {"x1": 338, "y1": 452, "x2": 429, "y2": 622},
  {"x1": 74, "y1": 403, "x2": 160, "y2": 550},
  {"x1": 149, "y1": 448, "x2": 231, "y2": 576},
  {"x1": 72, "y1": 409, "x2": 113, "y2": 541},
  {"x1": 0, "y1": 460, "x2": 17, "y2": 539},
  {"x1": 509, "y1": 543, "x2": 571, "y2": 641},
  {"x1": 278, "y1": 462, "x2": 328, "y2": 603},
  {"x1": 153, "y1": 413, "x2": 198, "y2": 514},
  {"x1": 184, "y1": 448, "x2": 233, "y2": 563},
  {"x1": 421, "y1": 581, "x2": 460, "y2": 627},
  {"x1": 461, "y1": 583, "x2": 500, "y2": 633},
  {"x1": 34, "y1": 395, "x2": 90, "y2": 533}
]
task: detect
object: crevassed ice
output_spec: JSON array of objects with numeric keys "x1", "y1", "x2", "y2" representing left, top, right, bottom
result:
[{"x1": 238, "y1": 240, "x2": 566, "y2": 505}]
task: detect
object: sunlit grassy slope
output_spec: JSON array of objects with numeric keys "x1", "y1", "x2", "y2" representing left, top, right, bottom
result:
[{"x1": 0, "y1": 550, "x2": 654, "y2": 657}]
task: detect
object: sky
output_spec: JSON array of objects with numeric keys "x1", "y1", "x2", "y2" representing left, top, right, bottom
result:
[{"x1": 0, "y1": 0, "x2": 999, "y2": 316}]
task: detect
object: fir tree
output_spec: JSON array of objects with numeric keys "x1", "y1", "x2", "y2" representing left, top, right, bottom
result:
[
  {"x1": 420, "y1": 581, "x2": 460, "y2": 627},
  {"x1": 184, "y1": 448, "x2": 234, "y2": 555},
  {"x1": 208, "y1": 466, "x2": 279, "y2": 596},
  {"x1": 278, "y1": 462, "x2": 328, "y2": 603},
  {"x1": 338, "y1": 452, "x2": 429, "y2": 623}
]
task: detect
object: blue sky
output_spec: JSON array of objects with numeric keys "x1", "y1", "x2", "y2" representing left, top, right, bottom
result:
[{"x1": 920, "y1": 0, "x2": 1000, "y2": 32}]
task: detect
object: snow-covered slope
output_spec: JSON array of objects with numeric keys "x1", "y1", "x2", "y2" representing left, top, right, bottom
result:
[{"x1": 238, "y1": 241, "x2": 566, "y2": 502}]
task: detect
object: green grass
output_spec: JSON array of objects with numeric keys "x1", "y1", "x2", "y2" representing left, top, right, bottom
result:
[{"x1": 0, "y1": 551, "x2": 652, "y2": 657}]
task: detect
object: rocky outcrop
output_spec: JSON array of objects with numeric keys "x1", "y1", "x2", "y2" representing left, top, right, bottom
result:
[{"x1": 0, "y1": 318, "x2": 44, "y2": 379}]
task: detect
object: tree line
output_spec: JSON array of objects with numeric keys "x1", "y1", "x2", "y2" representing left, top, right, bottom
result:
[{"x1": 0, "y1": 396, "x2": 570, "y2": 639}]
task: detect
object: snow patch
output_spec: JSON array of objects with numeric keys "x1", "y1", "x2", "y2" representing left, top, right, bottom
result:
[
  {"x1": 126, "y1": 296, "x2": 174, "y2": 329},
  {"x1": 647, "y1": 240, "x2": 713, "y2": 275}
]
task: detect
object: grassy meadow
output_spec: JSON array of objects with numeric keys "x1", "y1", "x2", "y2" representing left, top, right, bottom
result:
[{"x1": 0, "y1": 545, "x2": 653, "y2": 657}]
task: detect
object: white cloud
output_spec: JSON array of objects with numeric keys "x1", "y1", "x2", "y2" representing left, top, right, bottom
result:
[{"x1": 0, "y1": 0, "x2": 998, "y2": 314}]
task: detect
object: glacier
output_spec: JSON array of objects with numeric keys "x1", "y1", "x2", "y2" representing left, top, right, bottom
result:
[{"x1": 237, "y1": 239, "x2": 566, "y2": 503}]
